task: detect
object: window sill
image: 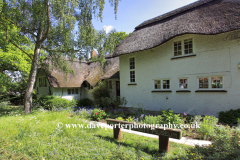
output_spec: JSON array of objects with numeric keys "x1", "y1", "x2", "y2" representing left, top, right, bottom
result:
[
  {"x1": 128, "y1": 83, "x2": 137, "y2": 85},
  {"x1": 151, "y1": 90, "x2": 172, "y2": 92},
  {"x1": 171, "y1": 54, "x2": 196, "y2": 60},
  {"x1": 195, "y1": 90, "x2": 227, "y2": 92},
  {"x1": 176, "y1": 90, "x2": 191, "y2": 92}
]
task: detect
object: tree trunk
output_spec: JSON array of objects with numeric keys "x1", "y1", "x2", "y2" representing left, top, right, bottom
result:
[
  {"x1": 24, "y1": 45, "x2": 41, "y2": 114},
  {"x1": 24, "y1": 29, "x2": 43, "y2": 114}
]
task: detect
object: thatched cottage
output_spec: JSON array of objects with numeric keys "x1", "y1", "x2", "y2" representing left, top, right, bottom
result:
[
  {"x1": 35, "y1": 55, "x2": 120, "y2": 101},
  {"x1": 112, "y1": 0, "x2": 240, "y2": 116}
]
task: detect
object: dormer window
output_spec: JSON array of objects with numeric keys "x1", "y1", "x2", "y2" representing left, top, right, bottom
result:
[{"x1": 174, "y1": 38, "x2": 193, "y2": 56}]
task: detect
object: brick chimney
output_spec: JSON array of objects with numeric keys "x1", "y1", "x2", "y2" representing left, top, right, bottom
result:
[{"x1": 91, "y1": 50, "x2": 97, "y2": 59}]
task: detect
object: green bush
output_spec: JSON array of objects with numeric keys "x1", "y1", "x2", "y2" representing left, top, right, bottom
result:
[
  {"x1": 196, "y1": 116, "x2": 218, "y2": 140},
  {"x1": 161, "y1": 110, "x2": 183, "y2": 125},
  {"x1": 101, "y1": 96, "x2": 127, "y2": 109},
  {"x1": 37, "y1": 95, "x2": 55, "y2": 108},
  {"x1": 37, "y1": 96, "x2": 76, "y2": 110},
  {"x1": 77, "y1": 98, "x2": 94, "y2": 107},
  {"x1": 184, "y1": 131, "x2": 240, "y2": 159},
  {"x1": 91, "y1": 108, "x2": 106, "y2": 121},
  {"x1": 219, "y1": 109, "x2": 240, "y2": 125},
  {"x1": 143, "y1": 115, "x2": 163, "y2": 125},
  {"x1": 116, "y1": 117, "x2": 124, "y2": 121},
  {"x1": 91, "y1": 81, "x2": 110, "y2": 107}
]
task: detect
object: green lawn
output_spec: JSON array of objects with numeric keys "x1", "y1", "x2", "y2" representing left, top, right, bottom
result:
[{"x1": 0, "y1": 105, "x2": 192, "y2": 160}]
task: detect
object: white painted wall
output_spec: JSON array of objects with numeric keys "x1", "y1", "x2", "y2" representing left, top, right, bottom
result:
[{"x1": 119, "y1": 30, "x2": 240, "y2": 116}]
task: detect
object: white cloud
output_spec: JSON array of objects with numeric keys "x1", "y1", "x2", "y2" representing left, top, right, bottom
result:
[{"x1": 103, "y1": 25, "x2": 114, "y2": 34}]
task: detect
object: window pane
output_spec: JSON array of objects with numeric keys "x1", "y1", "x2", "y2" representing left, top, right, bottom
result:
[
  {"x1": 211, "y1": 77, "x2": 222, "y2": 88},
  {"x1": 163, "y1": 80, "x2": 170, "y2": 89},
  {"x1": 199, "y1": 78, "x2": 208, "y2": 88},
  {"x1": 109, "y1": 81, "x2": 112, "y2": 89},
  {"x1": 174, "y1": 41, "x2": 182, "y2": 56},
  {"x1": 130, "y1": 58, "x2": 135, "y2": 70},
  {"x1": 184, "y1": 39, "x2": 193, "y2": 55},
  {"x1": 72, "y1": 89, "x2": 74, "y2": 94},
  {"x1": 179, "y1": 79, "x2": 188, "y2": 89},
  {"x1": 75, "y1": 89, "x2": 78, "y2": 94},
  {"x1": 68, "y1": 89, "x2": 71, "y2": 95}
]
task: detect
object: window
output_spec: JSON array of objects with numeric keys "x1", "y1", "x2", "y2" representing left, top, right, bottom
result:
[
  {"x1": 39, "y1": 77, "x2": 47, "y2": 87},
  {"x1": 179, "y1": 79, "x2": 188, "y2": 89},
  {"x1": 198, "y1": 76, "x2": 223, "y2": 89},
  {"x1": 174, "y1": 38, "x2": 193, "y2": 56},
  {"x1": 75, "y1": 88, "x2": 78, "y2": 94},
  {"x1": 87, "y1": 83, "x2": 93, "y2": 90},
  {"x1": 129, "y1": 57, "x2": 135, "y2": 82},
  {"x1": 154, "y1": 80, "x2": 161, "y2": 89},
  {"x1": 109, "y1": 80, "x2": 112, "y2": 89},
  {"x1": 68, "y1": 88, "x2": 79, "y2": 95},
  {"x1": 68, "y1": 89, "x2": 71, "y2": 95},
  {"x1": 154, "y1": 79, "x2": 170, "y2": 90}
]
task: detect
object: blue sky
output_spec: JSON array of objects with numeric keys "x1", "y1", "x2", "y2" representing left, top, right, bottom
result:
[{"x1": 92, "y1": 0, "x2": 198, "y2": 34}]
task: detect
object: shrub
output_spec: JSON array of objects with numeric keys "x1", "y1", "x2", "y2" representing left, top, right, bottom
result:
[
  {"x1": 77, "y1": 98, "x2": 94, "y2": 107},
  {"x1": 143, "y1": 115, "x2": 162, "y2": 125},
  {"x1": 184, "y1": 131, "x2": 240, "y2": 159},
  {"x1": 219, "y1": 109, "x2": 240, "y2": 125},
  {"x1": 91, "y1": 108, "x2": 106, "y2": 121},
  {"x1": 196, "y1": 116, "x2": 218, "y2": 140},
  {"x1": 116, "y1": 117, "x2": 124, "y2": 121},
  {"x1": 37, "y1": 95, "x2": 55, "y2": 108},
  {"x1": 126, "y1": 116, "x2": 134, "y2": 122},
  {"x1": 161, "y1": 110, "x2": 183, "y2": 125},
  {"x1": 47, "y1": 98, "x2": 76, "y2": 110},
  {"x1": 91, "y1": 81, "x2": 110, "y2": 107},
  {"x1": 101, "y1": 96, "x2": 127, "y2": 109}
]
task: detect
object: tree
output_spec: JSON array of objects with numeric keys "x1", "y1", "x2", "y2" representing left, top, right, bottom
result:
[{"x1": 0, "y1": 0, "x2": 120, "y2": 113}]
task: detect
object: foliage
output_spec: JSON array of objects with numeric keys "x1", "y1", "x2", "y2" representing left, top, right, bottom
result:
[
  {"x1": 144, "y1": 115, "x2": 163, "y2": 125},
  {"x1": 37, "y1": 95, "x2": 76, "y2": 110},
  {"x1": 77, "y1": 98, "x2": 94, "y2": 107},
  {"x1": 218, "y1": 109, "x2": 240, "y2": 125},
  {"x1": 91, "y1": 81, "x2": 110, "y2": 107},
  {"x1": 161, "y1": 110, "x2": 183, "y2": 125},
  {"x1": 101, "y1": 96, "x2": 127, "y2": 109},
  {"x1": 47, "y1": 98, "x2": 76, "y2": 110},
  {"x1": 184, "y1": 131, "x2": 240, "y2": 160},
  {"x1": 91, "y1": 108, "x2": 106, "y2": 121},
  {"x1": 0, "y1": 0, "x2": 121, "y2": 113},
  {"x1": 126, "y1": 116, "x2": 134, "y2": 122},
  {"x1": 116, "y1": 117, "x2": 124, "y2": 121},
  {"x1": 74, "y1": 108, "x2": 92, "y2": 119},
  {"x1": 196, "y1": 116, "x2": 218, "y2": 140}
]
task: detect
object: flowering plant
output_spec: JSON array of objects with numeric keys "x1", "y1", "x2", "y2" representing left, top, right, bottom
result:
[{"x1": 91, "y1": 108, "x2": 106, "y2": 121}]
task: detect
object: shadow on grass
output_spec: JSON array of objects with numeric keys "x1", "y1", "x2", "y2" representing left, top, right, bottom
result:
[{"x1": 94, "y1": 134, "x2": 168, "y2": 158}]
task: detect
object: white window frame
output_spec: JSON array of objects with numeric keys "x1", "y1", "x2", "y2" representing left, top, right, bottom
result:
[
  {"x1": 197, "y1": 76, "x2": 223, "y2": 90},
  {"x1": 129, "y1": 57, "x2": 136, "y2": 83},
  {"x1": 178, "y1": 78, "x2": 189, "y2": 90},
  {"x1": 153, "y1": 79, "x2": 171, "y2": 90},
  {"x1": 173, "y1": 38, "x2": 194, "y2": 57}
]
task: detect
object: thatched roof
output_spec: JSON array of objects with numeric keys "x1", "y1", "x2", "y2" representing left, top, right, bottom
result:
[
  {"x1": 113, "y1": 0, "x2": 240, "y2": 56},
  {"x1": 41, "y1": 57, "x2": 119, "y2": 88}
]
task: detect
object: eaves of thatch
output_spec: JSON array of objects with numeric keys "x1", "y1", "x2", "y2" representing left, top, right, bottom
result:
[
  {"x1": 113, "y1": 0, "x2": 240, "y2": 56},
  {"x1": 40, "y1": 57, "x2": 119, "y2": 88}
]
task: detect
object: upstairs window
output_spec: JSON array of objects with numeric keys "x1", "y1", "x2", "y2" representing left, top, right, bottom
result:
[
  {"x1": 39, "y1": 77, "x2": 47, "y2": 87},
  {"x1": 129, "y1": 57, "x2": 135, "y2": 83},
  {"x1": 174, "y1": 38, "x2": 193, "y2": 56}
]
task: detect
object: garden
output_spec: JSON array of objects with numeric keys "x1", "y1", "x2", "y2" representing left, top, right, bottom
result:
[{"x1": 0, "y1": 81, "x2": 240, "y2": 159}]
